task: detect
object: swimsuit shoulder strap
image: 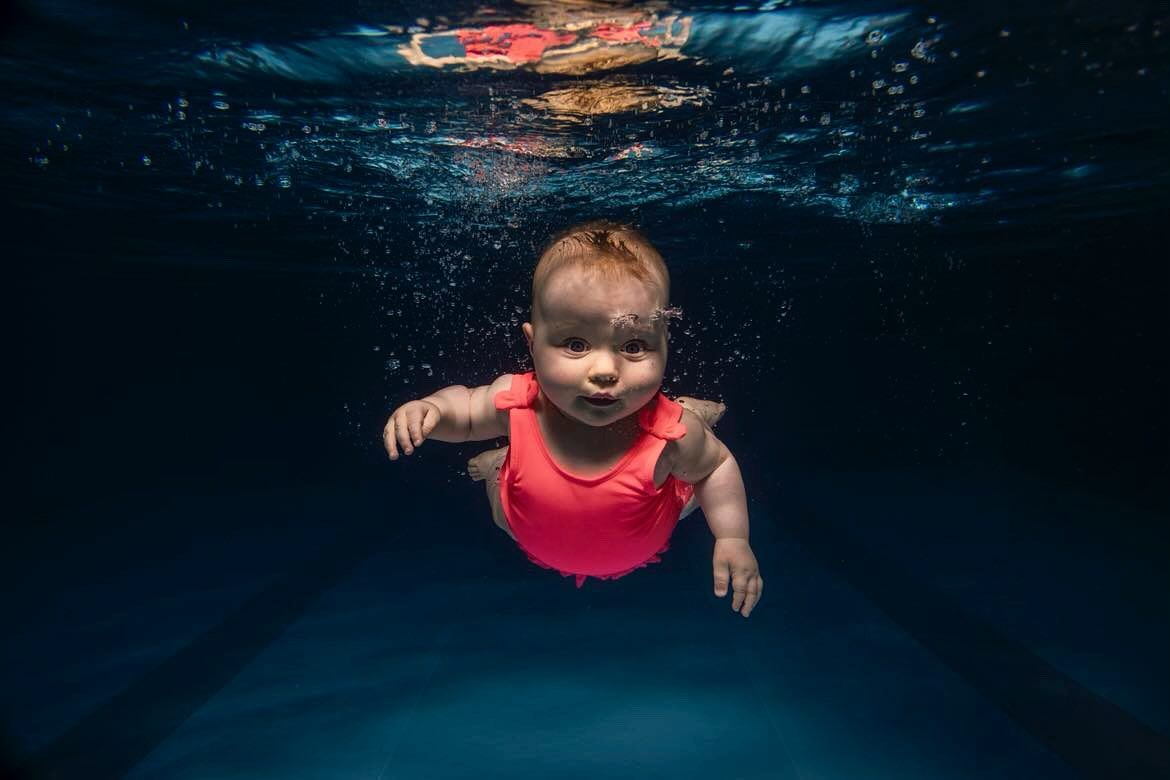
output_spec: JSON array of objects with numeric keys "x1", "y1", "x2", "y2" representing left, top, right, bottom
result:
[
  {"x1": 493, "y1": 371, "x2": 540, "y2": 411},
  {"x1": 636, "y1": 392, "x2": 687, "y2": 441}
]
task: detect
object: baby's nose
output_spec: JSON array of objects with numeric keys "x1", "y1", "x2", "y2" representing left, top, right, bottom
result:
[
  {"x1": 588, "y1": 362, "x2": 618, "y2": 383},
  {"x1": 588, "y1": 352, "x2": 619, "y2": 381}
]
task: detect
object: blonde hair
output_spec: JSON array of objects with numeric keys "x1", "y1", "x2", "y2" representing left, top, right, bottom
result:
[{"x1": 531, "y1": 220, "x2": 669, "y2": 314}]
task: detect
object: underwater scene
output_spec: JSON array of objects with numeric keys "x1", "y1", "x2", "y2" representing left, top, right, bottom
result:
[{"x1": 3, "y1": 0, "x2": 1168, "y2": 777}]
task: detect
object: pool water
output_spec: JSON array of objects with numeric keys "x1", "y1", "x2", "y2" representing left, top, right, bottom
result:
[{"x1": 4, "y1": 1, "x2": 1168, "y2": 778}]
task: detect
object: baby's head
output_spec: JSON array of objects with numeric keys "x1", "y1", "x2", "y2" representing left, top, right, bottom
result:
[{"x1": 522, "y1": 220, "x2": 677, "y2": 427}]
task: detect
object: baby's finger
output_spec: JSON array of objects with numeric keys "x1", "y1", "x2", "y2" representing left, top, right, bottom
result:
[
  {"x1": 713, "y1": 560, "x2": 730, "y2": 598},
  {"x1": 384, "y1": 416, "x2": 400, "y2": 459},
  {"x1": 408, "y1": 412, "x2": 425, "y2": 449},
  {"x1": 421, "y1": 404, "x2": 441, "y2": 437},
  {"x1": 396, "y1": 415, "x2": 415, "y2": 455},
  {"x1": 741, "y1": 577, "x2": 763, "y2": 618},
  {"x1": 731, "y1": 576, "x2": 746, "y2": 612}
]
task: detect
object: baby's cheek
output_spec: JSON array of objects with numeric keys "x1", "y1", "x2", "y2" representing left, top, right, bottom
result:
[
  {"x1": 539, "y1": 360, "x2": 576, "y2": 384},
  {"x1": 642, "y1": 357, "x2": 667, "y2": 383},
  {"x1": 632, "y1": 371, "x2": 665, "y2": 400},
  {"x1": 531, "y1": 351, "x2": 564, "y2": 376}
]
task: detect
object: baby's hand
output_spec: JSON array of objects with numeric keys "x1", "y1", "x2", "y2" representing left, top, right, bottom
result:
[
  {"x1": 384, "y1": 400, "x2": 442, "y2": 460},
  {"x1": 712, "y1": 538, "x2": 763, "y2": 618}
]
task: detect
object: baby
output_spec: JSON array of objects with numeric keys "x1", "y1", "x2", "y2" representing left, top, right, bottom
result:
[{"x1": 383, "y1": 220, "x2": 762, "y2": 617}]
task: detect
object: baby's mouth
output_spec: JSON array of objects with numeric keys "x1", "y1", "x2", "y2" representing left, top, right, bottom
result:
[{"x1": 582, "y1": 395, "x2": 618, "y2": 407}]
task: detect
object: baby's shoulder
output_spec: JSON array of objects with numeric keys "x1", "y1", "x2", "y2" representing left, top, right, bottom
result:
[
  {"x1": 664, "y1": 406, "x2": 727, "y2": 478},
  {"x1": 484, "y1": 372, "x2": 536, "y2": 415},
  {"x1": 468, "y1": 373, "x2": 522, "y2": 439},
  {"x1": 674, "y1": 405, "x2": 711, "y2": 442},
  {"x1": 487, "y1": 372, "x2": 520, "y2": 394}
]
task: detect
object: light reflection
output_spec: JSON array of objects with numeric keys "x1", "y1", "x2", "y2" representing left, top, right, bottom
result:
[
  {"x1": 521, "y1": 82, "x2": 710, "y2": 121},
  {"x1": 397, "y1": 8, "x2": 691, "y2": 75}
]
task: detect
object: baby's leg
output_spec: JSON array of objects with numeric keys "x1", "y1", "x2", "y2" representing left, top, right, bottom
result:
[
  {"x1": 674, "y1": 396, "x2": 727, "y2": 518},
  {"x1": 468, "y1": 446, "x2": 515, "y2": 540}
]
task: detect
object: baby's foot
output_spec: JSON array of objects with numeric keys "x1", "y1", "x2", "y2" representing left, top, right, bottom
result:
[
  {"x1": 467, "y1": 446, "x2": 508, "y2": 482},
  {"x1": 676, "y1": 397, "x2": 727, "y2": 428}
]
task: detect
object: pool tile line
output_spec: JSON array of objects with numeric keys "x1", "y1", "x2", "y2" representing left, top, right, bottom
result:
[{"x1": 16, "y1": 518, "x2": 395, "y2": 780}]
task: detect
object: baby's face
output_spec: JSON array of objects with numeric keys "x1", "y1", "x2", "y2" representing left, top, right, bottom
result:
[{"x1": 522, "y1": 268, "x2": 668, "y2": 428}]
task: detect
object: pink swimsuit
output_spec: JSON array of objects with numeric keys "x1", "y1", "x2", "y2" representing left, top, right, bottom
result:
[{"x1": 494, "y1": 371, "x2": 695, "y2": 588}]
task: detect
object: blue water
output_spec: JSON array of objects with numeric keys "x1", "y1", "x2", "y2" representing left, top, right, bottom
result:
[{"x1": 3, "y1": 1, "x2": 1168, "y2": 778}]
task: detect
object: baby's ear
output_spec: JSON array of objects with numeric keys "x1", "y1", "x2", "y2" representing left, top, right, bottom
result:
[{"x1": 521, "y1": 321, "x2": 534, "y2": 350}]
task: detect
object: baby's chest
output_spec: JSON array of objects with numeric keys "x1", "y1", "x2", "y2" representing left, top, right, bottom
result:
[{"x1": 542, "y1": 438, "x2": 675, "y2": 488}]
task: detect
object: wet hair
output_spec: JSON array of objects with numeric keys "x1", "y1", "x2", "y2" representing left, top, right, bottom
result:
[{"x1": 531, "y1": 219, "x2": 669, "y2": 315}]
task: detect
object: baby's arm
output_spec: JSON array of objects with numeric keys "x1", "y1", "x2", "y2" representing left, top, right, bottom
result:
[
  {"x1": 384, "y1": 373, "x2": 514, "y2": 459},
  {"x1": 670, "y1": 411, "x2": 749, "y2": 540},
  {"x1": 670, "y1": 409, "x2": 763, "y2": 617}
]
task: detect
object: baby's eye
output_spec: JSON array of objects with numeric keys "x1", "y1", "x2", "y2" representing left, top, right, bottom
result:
[
  {"x1": 623, "y1": 340, "x2": 648, "y2": 355},
  {"x1": 564, "y1": 338, "x2": 588, "y2": 353}
]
